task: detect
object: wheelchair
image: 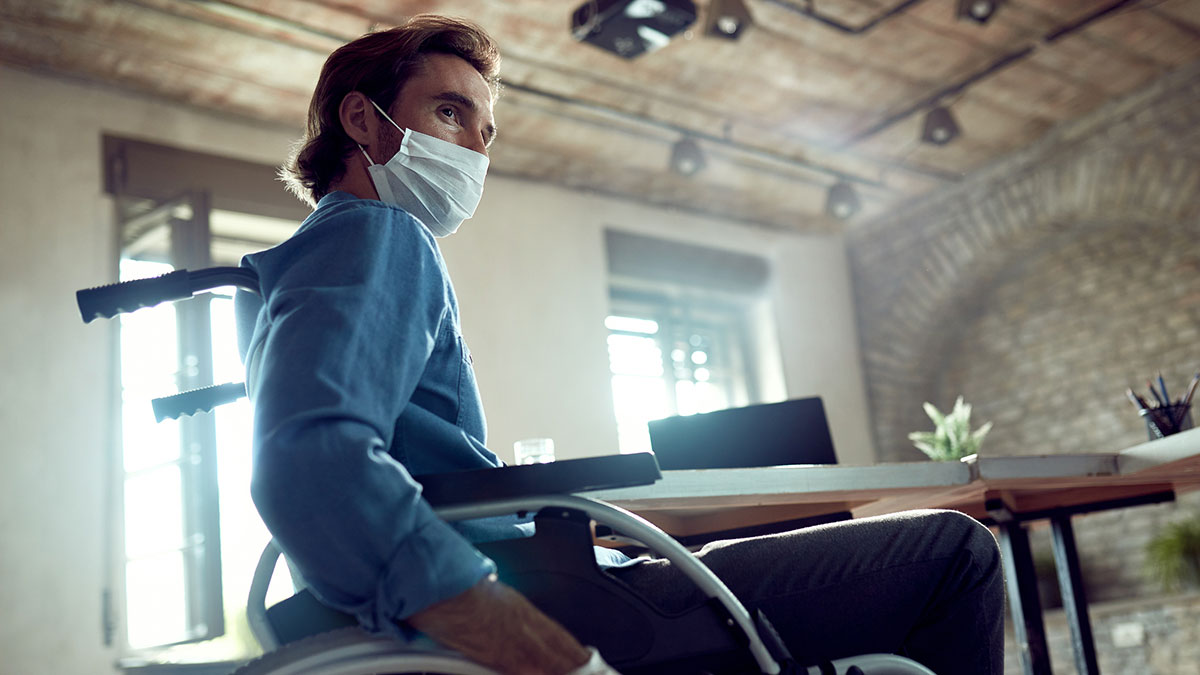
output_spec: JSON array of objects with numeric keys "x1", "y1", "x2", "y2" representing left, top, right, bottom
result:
[{"x1": 78, "y1": 267, "x2": 937, "y2": 675}]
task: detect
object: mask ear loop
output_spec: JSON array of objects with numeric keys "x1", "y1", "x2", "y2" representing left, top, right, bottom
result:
[
  {"x1": 357, "y1": 144, "x2": 375, "y2": 167},
  {"x1": 358, "y1": 99, "x2": 407, "y2": 170},
  {"x1": 369, "y1": 99, "x2": 407, "y2": 134}
]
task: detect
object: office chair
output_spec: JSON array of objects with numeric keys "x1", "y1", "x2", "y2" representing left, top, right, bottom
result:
[{"x1": 77, "y1": 267, "x2": 937, "y2": 675}]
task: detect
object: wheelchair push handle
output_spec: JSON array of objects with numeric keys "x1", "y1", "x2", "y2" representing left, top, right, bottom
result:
[
  {"x1": 77, "y1": 270, "x2": 193, "y2": 322},
  {"x1": 152, "y1": 381, "x2": 248, "y2": 421},
  {"x1": 76, "y1": 266, "x2": 261, "y2": 323}
]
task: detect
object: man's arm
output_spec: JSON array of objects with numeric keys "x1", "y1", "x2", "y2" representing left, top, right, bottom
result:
[
  {"x1": 408, "y1": 576, "x2": 592, "y2": 675},
  {"x1": 247, "y1": 206, "x2": 608, "y2": 674}
]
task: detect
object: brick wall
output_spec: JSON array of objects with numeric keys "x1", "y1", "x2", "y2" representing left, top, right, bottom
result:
[
  {"x1": 848, "y1": 60, "x2": 1200, "y2": 464},
  {"x1": 847, "y1": 58, "x2": 1200, "y2": 672},
  {"x1": 939, "y1": 219, "x2": 1200, "y2": 462}
]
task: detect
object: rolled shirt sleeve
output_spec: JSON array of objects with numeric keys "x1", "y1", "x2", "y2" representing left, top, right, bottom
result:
[{"x1": 242, "y1": 195, "x2": 495, "y2": 634}]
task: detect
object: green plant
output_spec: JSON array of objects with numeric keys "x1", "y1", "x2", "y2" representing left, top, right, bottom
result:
[
  {"x1": 908, "y1": 396, "x2": 993, "y2": 461},
  {"x1": 1146, "y1": 514, "x2": 1200, "y2": 591}
]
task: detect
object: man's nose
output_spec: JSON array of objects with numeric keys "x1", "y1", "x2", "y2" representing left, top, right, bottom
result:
[{"x1": 464, "y1": 133, "x2": 489, "y2": 157}]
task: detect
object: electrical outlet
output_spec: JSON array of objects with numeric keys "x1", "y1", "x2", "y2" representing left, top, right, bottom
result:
[{"x1": 1111, "y1": 622, "x2": 1145, "y2": 648}]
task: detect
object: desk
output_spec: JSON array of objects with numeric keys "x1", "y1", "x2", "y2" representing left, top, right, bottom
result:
[{"x1": 590, "y1": 427, "x2": 1200, "y2": 675}]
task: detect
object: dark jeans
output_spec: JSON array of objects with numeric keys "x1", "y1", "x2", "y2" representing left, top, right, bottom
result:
[{"x1": 610, "y1": 509, "x2": 1004, "y2": 675}]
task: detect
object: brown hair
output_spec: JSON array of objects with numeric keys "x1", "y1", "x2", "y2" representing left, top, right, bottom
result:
[{"x1": 280, "y1": 15, "x2": 501, "y2": 207}]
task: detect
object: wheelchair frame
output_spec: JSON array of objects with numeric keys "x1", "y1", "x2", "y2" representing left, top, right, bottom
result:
[{"x1": 77, "y1": 267, "x2": 937, "y2": 675}]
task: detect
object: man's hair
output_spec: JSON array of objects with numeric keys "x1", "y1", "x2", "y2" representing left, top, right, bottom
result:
[{"x1": 280, "y1": 15, "x2": 501, "y2": 207}]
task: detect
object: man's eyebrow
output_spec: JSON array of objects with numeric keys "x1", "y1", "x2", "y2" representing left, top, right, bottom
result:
[
  {"x1": 433, "y1": 91, "x2": 498, "y2": 145},
  {"x1": 433, "y1": 90, "x2": 478, "y2": 112}
]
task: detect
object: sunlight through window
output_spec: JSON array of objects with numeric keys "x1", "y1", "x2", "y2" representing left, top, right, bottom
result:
[
  {"x1": 606, "y1": 304, "x2": 746, "y2": 454},
  {"x1": 119, "y1": 259, "x2": 190, "y2": 649}
]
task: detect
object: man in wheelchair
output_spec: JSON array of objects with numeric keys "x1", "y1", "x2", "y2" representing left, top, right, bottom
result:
[{"x1": 235, "y1": 14, "x2": 1004, "y2": 675}]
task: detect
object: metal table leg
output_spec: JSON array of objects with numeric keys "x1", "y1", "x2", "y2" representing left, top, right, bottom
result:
[
  {"x1": 983, "y1": 490, "x2": 1174, "y2": 675},
  {"x1": 1050, "y1": 515, "x2": 1100, "y2": 675},
  {"x1": 995, "y1": 519, "x2": 1053, "y2": 675}
]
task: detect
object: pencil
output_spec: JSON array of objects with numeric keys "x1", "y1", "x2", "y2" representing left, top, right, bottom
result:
[
  {"x1": 1126, "y1": 388, "x2": 1145, "y2": 411},
  {"x1": 1147, "y1": 379, "x2": 1165, "y2": 407},
  {"x1": 1183, "y1": 372, "x2": 1200, "y2": 408}
]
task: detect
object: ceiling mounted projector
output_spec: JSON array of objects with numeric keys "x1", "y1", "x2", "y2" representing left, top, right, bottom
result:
[{"x1": 571, "y1": 0, "x2": 698, "y2": 59}]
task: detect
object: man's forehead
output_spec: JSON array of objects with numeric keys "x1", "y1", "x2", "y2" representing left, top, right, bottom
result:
[{"x1": 402, "y1": 54, "x2": 494, "y2": 107}]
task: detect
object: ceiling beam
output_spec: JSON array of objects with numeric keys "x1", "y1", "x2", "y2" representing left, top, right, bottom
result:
[
  {"x1": 138, "y1": 0, "x2": 953, "y2": 188},
  {"x1": 840, "y1": 0, "x2": 1150, "y2": 146},
  {"x1": 762, "y1": 0, "x2": 930, "y2": 35}
]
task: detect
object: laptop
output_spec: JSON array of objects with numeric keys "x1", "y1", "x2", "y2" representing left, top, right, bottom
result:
[
  {"x1": 645, "y1": 397, "x2": 847, "y2": 544},
  {"x1": 647, "y1": 397, "x2": 837, "y2": 471}
]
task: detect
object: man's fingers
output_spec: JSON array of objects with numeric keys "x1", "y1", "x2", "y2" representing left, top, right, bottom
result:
[{"x1": 564, "y1": 647, "x2": 621, "y2": 675}]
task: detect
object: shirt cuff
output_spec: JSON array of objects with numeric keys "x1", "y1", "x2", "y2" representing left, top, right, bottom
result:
[{"x1": 362, "y1": 514, "x2": 497, "y2": 636}]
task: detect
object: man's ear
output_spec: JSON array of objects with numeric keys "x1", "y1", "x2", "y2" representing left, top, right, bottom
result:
[{"x1": 339, "y1": 91, "x2": 374, "y2": 145}]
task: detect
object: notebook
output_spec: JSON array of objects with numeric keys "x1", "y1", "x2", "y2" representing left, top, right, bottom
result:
[{"x1": 647, "y1": 397, "x2": 837, "y2": 471}]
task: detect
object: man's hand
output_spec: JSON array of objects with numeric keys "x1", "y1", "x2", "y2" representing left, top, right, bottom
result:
[{"x1": 406, "y1": 575, "x2": 596, "y2": 675}]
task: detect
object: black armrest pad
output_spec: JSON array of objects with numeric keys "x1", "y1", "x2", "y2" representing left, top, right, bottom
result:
[{"x1": 417, "y1": 453, "x2": 660, "y2": 508}]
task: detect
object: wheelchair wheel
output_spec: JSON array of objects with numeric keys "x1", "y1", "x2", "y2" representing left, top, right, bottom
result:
[{"x1": 233, "y1": 627, "x2": 500, "y2": 675}]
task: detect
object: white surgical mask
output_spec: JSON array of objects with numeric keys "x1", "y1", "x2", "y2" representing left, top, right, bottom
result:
[{"x1": 358, "y1": 99, "x2": 489, "y2": 237}]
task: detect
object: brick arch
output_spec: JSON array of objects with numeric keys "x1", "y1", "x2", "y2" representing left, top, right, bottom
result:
[{"x1": 851, "y1": 150, "x2": 1200, "y2": 462}]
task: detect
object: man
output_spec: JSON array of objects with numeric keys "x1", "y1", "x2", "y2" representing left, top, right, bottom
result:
[
  {"x1": 240, "y1": 15, "x2": 605, "y2": 675},
  {"x1": 240, "y1": 14, "x2": 1004, "y2": 675}
]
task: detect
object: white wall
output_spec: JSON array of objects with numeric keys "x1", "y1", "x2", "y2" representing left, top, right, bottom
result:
[
  {"x1": 770, "y1": 236, "x2": 876, "y2": 465},
  {"x1": 0, "y1": 63, "x2": 873, "y2": 673},
  {"x1": 443, "y1": 179, "x2": 876, "y2": 466},
  {"x1": 0, "y1": 64, "x2": 298, "y2": 674}
]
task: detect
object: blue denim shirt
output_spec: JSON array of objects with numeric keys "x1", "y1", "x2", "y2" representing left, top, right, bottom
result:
[{"x1": 237, "y1": 192, "x2": 519, "y2": 636}]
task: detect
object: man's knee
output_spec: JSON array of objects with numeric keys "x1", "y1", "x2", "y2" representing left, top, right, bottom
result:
[
  {"x1": 936, "y1": 506, "x2": 1003, "y2": 576},
  {"x1": 920, "y1": 509, "x2": 1001, "y2": 572}
]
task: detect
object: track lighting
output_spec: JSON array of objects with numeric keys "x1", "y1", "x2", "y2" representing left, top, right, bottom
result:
[
  {"x1": 921, "y1": 106, "x2": 960, "y2": 145},
  {"x1": 957, "y1": 0, "x2": 1002, "y2": 24},
  {"x1": 825, "y1": 180, "x2": 861, "y2": 220},
  {"x1": 670, "y1": 137, "x2": 706, "y2": 176},
  {"x1": 704, "y1": 0, "x2": 753, "y2": 40}
]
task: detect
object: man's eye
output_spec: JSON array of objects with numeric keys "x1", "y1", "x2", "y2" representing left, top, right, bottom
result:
[{"x1": 440, "y1": 107, "x2": 457, "y2": 120}]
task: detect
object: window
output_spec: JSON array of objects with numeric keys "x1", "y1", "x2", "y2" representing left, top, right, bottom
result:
[
  {"x1": 606, "y1": 293, "x2": 759, "y2": 453},
  {"x1": 603, "y1": 230, "x2": 772, "y2": 454},
  {"x1": 104, "y1": 138, "x2": 307, "y2": 663},
  {"x1": 115, "y1": 201, "x2": 297, "y2": 660}
]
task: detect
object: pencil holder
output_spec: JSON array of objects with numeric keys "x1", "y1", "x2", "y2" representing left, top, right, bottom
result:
[{"x1": 1140, "y1": 404, "x2": 1193, "y2": 440}]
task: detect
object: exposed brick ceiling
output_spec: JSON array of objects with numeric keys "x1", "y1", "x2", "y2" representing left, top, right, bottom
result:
[{"x1": 2, "y1": 0, "x2": 1198, "y2": 231}]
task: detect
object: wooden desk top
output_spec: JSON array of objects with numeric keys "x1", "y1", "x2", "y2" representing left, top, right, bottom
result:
[{"x1": 588, "y1": 427, "x2": 1200, "y2": 534}]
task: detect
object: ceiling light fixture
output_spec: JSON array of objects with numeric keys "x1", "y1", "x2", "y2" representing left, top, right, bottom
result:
[
  {"x1": 956, "y1": 0, "x2": 1002, "y2": 24},
  {"x1": 670, "y1": 137, "x2": 707, "y2": 176},
  {"x1": 825, "y1": 180, "x2": 861, "y2": 220},
  {"x1": 704, "y1": 0, "x2": 753, "y2": 40},
  {"x1": 921, "y1": 106, "x2": 960, "y2": 145}
]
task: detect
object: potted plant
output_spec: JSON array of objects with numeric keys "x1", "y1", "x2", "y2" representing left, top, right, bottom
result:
[
  {"x1": 1146, "y1": 513, "x2": 1200, "y2": 591},
  {"x1": 908, "y1": 396, "x2": 993, "y2": 461}
]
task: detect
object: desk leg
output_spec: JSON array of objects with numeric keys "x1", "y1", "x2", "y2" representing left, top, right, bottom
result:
[
  {"x1": 1050, "y1": 515, "x2": 1100, "y2": 675},
  {"x1": 997, "y1": 522, "x2": 1053, "y2": 675}
]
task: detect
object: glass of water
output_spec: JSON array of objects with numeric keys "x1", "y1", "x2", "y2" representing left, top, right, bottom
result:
[{"x1": 513, "y1": 437, "x2": 555, "y2": 465}]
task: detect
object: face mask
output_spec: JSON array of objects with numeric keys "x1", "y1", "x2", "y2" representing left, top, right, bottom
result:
[{"x1": 358, "y1": 99, "x2": 489, "y2": 237}]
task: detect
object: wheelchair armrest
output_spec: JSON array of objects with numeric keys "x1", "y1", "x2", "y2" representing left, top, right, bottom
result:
[{"x1": 417, "y1": 453, "x2": 660, "y2": 508}]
